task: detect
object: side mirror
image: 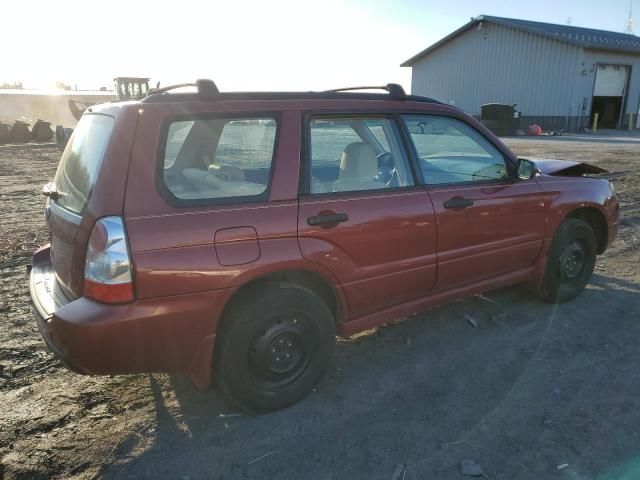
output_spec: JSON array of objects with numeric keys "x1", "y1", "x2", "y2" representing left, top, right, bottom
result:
[{"x1": 517, "y1": 158, "x2": 537, "y2": 180}]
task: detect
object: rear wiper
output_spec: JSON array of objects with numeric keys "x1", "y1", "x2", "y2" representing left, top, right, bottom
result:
[{"x1": 42, "y1": 182, "x2": 58, "y2": 200}]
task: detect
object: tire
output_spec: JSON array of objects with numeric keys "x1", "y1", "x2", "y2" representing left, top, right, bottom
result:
[
  {"x1": 540, "y1": 218, "x2": 597, "y2": 303},
  {"x1": 215, "y1": 282, "x2": 336, "y2": 412}
]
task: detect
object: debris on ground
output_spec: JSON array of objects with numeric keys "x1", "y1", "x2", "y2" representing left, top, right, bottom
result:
[
  {"x1": 465, "y1": 314, "x2": 478, "y2": 328},
  {"x1": 474, "y1": 294, "x2": 498, "y2": 305},
  {"x1": 247, "y1": 451, "x2": 276, "y2": 465},
  {"x1": 460, "y1": 459, "x2": 483, "y2": 476},
  {"x1": 390, "y1": 463, "x2": 406, "y2": 480},
  {"x1": 491, "y1": 312, "x2": 509, "y2": 323},
  {"x1": 526, "y1": 124, "x2": 543, "y2": 136}
]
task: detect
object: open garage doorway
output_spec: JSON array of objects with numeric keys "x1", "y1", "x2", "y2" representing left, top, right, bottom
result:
[{"x1": 590, "y1": 64, "x2": 630, "y2": 129}]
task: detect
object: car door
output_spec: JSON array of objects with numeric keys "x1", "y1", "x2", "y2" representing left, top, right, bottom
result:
[
  {"x1": 402, "y1": 114, "x2": 546, "y2": 292},
  {"x1": 297, "y1": 115, "x2": 438, "y2": 320}
]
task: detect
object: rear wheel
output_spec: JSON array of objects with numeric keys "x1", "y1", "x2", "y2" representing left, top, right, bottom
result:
[
  {"x1": 540, "y1": 218, "x2": 597, "y2": 303},
  {"x1": 215, "y1": 282, "x2": 335, "y2": 411}
]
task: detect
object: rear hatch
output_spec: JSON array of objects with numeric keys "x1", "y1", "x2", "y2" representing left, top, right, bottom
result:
[{"x1": 47, "y1": 113, "x2": 118, "y2": 297}]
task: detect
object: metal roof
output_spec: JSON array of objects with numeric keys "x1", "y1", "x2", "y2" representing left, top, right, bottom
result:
[{"x1": 401, "y1": 15, "x2": 640, "y2": 66}]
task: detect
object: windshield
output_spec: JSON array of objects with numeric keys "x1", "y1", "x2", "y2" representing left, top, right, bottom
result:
[{"x1": 53, "y1": 114, "x2": 114, "y2": 214}]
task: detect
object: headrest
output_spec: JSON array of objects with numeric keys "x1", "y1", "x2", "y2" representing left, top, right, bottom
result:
[{"x1": 339, "y1": 142, "x2": 377, "y2": 181}]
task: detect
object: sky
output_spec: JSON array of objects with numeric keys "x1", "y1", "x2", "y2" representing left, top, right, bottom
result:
[{"x1": 1, "y1": 0, "x2": 637, "y2": 92}]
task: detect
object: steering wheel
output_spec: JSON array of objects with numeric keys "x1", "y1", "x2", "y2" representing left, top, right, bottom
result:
[{"x1": 376, "y1": 152, "x2": 398, "y2": 187}]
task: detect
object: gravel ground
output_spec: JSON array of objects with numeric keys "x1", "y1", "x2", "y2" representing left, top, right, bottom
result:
[{"x1": 0, "y1": 134, "x2": 639, "y2": 480}]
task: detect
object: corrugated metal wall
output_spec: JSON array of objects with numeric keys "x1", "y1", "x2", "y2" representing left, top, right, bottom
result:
[{"x1": 410, "y1": 23, "x2": 582, "y2": 117}]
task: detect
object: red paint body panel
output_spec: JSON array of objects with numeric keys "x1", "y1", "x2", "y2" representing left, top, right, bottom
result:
[
  {"x1": 427, "y1": 180, "x2": 546, "y2": 291},
  {"x1": 298, "y1": 188, "x2": 437, "y2": 317},
  {"x1": 30, "y1": 93, "x2": 620, "y2": 389}
]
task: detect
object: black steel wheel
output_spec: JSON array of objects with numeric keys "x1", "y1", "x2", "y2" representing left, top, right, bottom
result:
[
  {"x1": 540, "y1": 218, "x2": 597, "y2": 303},
  {"x1": 215, "y1": 282, "x2": 335, "y2": 411}
]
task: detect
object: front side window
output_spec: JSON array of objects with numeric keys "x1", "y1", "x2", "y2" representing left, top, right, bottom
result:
[
  {"x1": 403, "y1": 115, "x2": 508, "y2": 185},
  {"x1": 162, "y1": 117, "x2": 277, "y2": 201},
  {"x1": 308, "y1": 117, "x2": 414, "y2": 194}
]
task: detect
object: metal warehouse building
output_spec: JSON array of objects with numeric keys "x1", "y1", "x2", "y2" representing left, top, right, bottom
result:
[{"x1": 402, "y1": 15, "x2": 640, "y2": 131}]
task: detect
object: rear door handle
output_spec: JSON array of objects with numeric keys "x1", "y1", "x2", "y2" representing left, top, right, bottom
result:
[
  {"x1": 307, "y1": 212, "x2": 349, "y2": 226},
  {"x1": 443, "y1": 197, "x2": 474, "y2": 210}
]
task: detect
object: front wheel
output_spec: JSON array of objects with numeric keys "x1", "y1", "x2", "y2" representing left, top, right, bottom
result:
[
  {"x1": 215, "y1": 282, "x2": 335, "y2": 412},
  {"x1": 540, "y1": 218, "x2": 597, "y2": 303}
]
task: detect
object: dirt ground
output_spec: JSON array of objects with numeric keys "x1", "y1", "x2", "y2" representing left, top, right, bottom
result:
[{"x1": 1, "y1": 134, "x2": 639, "y2": 480}]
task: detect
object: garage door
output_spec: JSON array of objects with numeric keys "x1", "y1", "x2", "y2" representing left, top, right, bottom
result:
[{"x1": 593, "y1": 65, "x2": 628, "y2": 97}]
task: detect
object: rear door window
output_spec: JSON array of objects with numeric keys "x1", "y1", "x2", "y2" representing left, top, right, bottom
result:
[
  {"x1": 308, "y1": 117, "x2": 414, "y2": 194},
  {"x1": 53, "y1": 114, "x2": 114, "y2": 214},
  {"x1": 162, "y1": 117, "x2": 277, "y2": 202}
]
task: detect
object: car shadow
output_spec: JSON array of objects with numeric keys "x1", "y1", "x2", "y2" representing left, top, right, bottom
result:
[{"x1": 106, "y1": 274, "x2": 640, "y2": 480}]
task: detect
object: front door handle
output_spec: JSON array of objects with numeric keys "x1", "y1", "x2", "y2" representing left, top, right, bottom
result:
[
  {"x1": 307, "y1": 212, "x2": 349, "y2": 226},
  {"x1": 443, "y1": 197, "x2": 474, "y2": 210}
]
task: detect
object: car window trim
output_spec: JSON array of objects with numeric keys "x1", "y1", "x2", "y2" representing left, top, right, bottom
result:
[
  {"x1": 300, "y1": 112, "x2": 420, "y2": 197},
  {"x1": 397, "y1": 113, "x2": 518, "y2": 187},
  {"x1": 155, "y1": 111, "x2": 282, "y2": 208}
]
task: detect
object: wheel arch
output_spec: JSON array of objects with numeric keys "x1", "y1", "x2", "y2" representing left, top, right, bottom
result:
[
  {"x1": 218, "y1": 268, "x2": 345, "y2": 330},
  {"x1": 565, "y1": 206, "x2": 608, "y2": 254}
]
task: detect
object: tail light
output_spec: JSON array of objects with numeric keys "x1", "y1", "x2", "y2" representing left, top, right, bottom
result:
[{"x1": 83, "y1": 216, "x2": 135, "y2": 303}]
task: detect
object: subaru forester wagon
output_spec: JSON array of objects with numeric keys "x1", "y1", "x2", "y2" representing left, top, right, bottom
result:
[{"x1": 30, "y1": 80, "x2": 619, "y2": 411}]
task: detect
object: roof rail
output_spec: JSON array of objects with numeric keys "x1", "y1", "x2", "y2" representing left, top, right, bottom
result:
[
  {"x1": 323, "y1": 83, "x2": 407, "y2": 100},
  {"x1": 146, "y1": 78, "x2": 219, "y2": 97}
]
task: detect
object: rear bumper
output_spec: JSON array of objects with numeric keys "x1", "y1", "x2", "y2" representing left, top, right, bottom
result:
[{"x1": 29, "y1": 246, "x2": 233, "y2": 388}]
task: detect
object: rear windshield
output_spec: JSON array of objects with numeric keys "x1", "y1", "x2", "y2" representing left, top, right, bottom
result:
[{"x1": 53, "y1": 114, "x2": 114, "y2": 214}]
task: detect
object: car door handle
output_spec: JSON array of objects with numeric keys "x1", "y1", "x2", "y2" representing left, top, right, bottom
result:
[
  {"x1": 307, "y1": 212, "x2": 349, "y2": 226},
  {"x1": 443, "y1": 197, "x2": 474, "y2": 210}
]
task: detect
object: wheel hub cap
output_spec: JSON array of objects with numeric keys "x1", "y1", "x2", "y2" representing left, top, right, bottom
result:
[
  {"x1": 266, "y1": 332, "x2": 302, "y2": 374},
  {"x1": 559, "y1": 241, "x2": 585, "y2": 280},
  {"x1": 249, "y1": 317, "x2": 310, "y2": 383}
]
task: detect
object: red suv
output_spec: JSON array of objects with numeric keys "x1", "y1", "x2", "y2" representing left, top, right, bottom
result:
[{"x1": 30, "y1": 80, "x2": 619, "y2": 411}]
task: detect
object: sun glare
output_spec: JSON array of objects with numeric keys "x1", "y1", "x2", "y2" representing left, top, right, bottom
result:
[{"x1": 4, "y1": 0, "x2": 419, "y2": 92}]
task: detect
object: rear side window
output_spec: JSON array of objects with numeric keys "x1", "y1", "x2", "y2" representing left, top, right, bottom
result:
[
  {"x1": 53, "y1": 114, "x2": 114, "y2": 214},
  {"x1": 162, "y1": 117, "x2": 277, "y2": 202}
]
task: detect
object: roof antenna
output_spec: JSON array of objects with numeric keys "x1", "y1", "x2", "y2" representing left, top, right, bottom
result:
[
  {"x1": 625, "y1": 0, "x2": 634, "y2": 34},
  {"x1": 566, "y1": 16, "x2": 573, "y2": 26}
]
